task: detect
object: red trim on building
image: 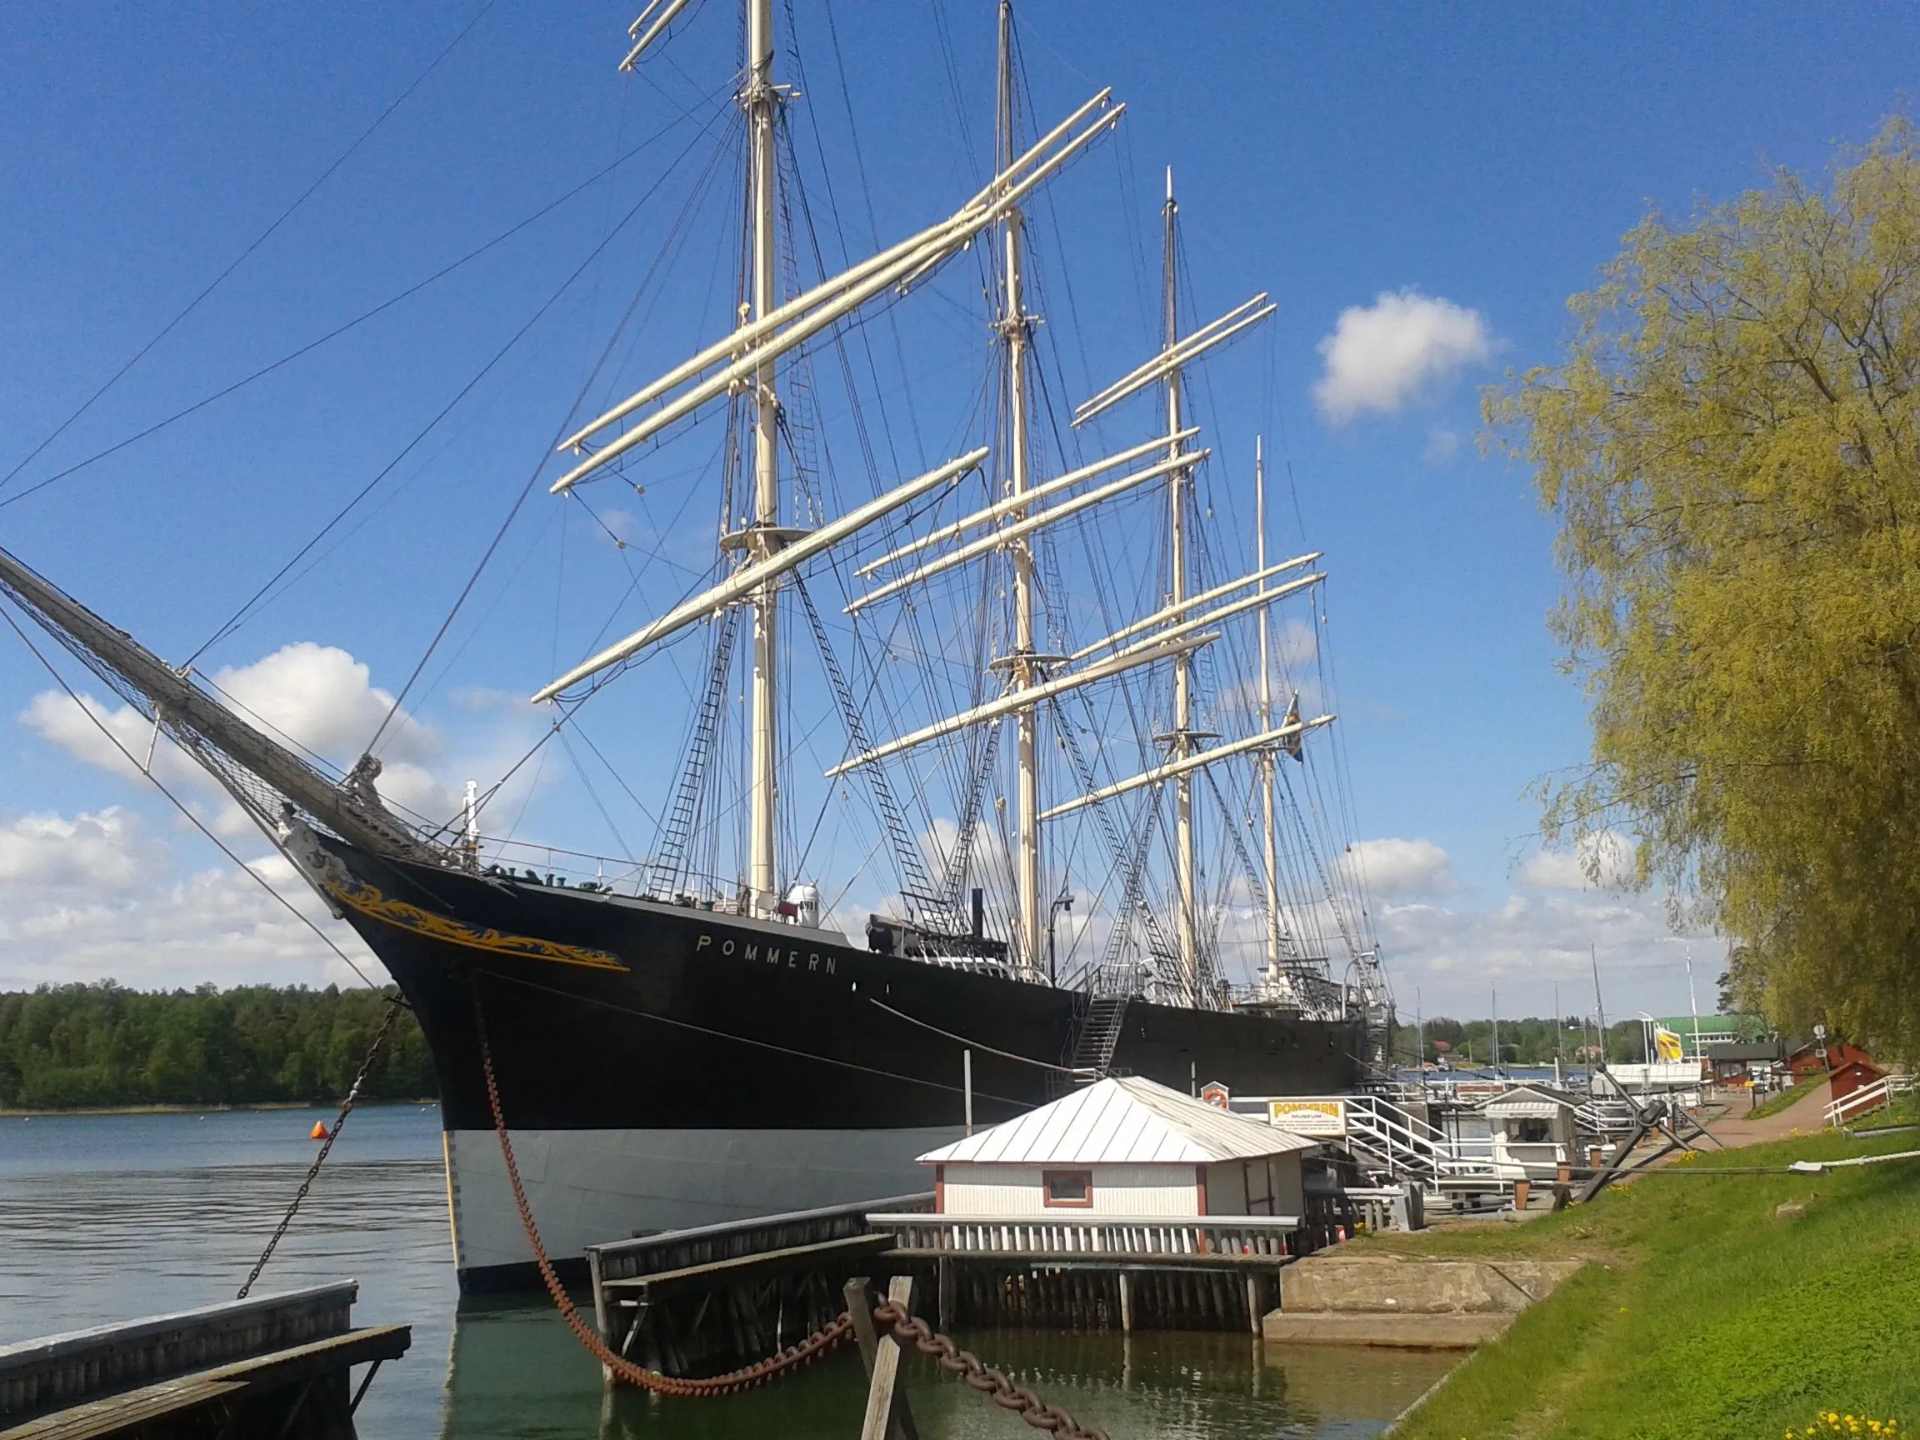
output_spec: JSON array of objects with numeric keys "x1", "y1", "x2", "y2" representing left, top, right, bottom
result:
[{"x1": 934, "y1": 1164, "x2": 945, "y2": 1215}]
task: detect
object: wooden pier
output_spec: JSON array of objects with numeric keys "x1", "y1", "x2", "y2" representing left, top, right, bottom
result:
[
  {"x1": 583, "y1": 1195, "x2": 1304, "y2": 1381},
  {"x1": 871, "y1": 1211, "x2": 1299, "y2": 1334},
  {"x1": 0, "y1": 1282, "x2": 408, "y2": 1440},
  {"x1": 585, "y1": 1193, "x2": 932, "y2": 1382}
]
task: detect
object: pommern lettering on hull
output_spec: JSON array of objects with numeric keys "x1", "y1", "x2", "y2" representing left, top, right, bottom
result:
[{"x1": 696, "y1": 932, "x2": 838, "y2": 975}]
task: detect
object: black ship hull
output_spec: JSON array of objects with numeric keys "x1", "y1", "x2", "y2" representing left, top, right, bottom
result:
[{"x1": 320, "y1": 839, "x2": 1362, "y2": 1290}]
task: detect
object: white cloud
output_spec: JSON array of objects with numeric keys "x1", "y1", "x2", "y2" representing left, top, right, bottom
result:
[
  {"x1": 1313, "y1": 290, "x2": 1493, "y2": 424},
  {"x1": 1344, "y1": 836, "x2": 1456, "y2": 897},
  {"x1": 20, "y1": 688, "x2": 255, "y2": 836},
  {"x1": 5, "y1": 644, "x2": 558, "y2": 991},
  {"x1": 0, "y1": 808, "x2": 378, "y2": 991},
  {"x1": 1373, "y1": 883, "x2": 1720, "y2": 1020},
  {"x1": 1520, "y1": 831, "x2": 1637, "y2": 891},
  {"x1": 0, "y1": 808, "x2": 161, "y2": 888},
  {"x1": 209, "y1": 642, "x2": 435, "y2": 766},
  {"x1": 22, "y1": 641, "x2": 458, "y2": 829},
  {"x1": 1423, "y1": 427, "x2": 1462, "y2": 464}
]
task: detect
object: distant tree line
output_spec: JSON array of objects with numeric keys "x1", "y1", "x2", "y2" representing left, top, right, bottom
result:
[
  {"x1": 1389, "y1": 1015, "x2": 1665, "y2": 1067},
  {"x1": 0, "y1": 983, "x2": 438, "y2": 1110}
]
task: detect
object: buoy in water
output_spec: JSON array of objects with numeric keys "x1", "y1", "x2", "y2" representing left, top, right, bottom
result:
[{"x1": 310, "y1": 1121, "x2": 329, "y2": 1141}]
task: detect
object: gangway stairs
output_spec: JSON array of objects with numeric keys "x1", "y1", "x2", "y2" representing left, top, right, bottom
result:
[
  {"x1": 1343, "y1": 1095, "x2": 1493, "y2": 1182},
  {"x1": 1236, "y1": 1094, "x2": 1494, "y2": 1184},
  {"x1": 1068, "y1": 996, "x2": 1130, "y2": 1081}
]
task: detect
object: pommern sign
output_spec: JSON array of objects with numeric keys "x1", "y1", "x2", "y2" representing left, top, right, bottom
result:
[{"x1": 1268, "y1": 1099, "x2": 1347, "y2": 1137}]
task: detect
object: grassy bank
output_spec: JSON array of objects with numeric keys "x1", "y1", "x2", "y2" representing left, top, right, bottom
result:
[{"x1": 1368, "y1": 1126, "x2": 1920, "y2": 1438}]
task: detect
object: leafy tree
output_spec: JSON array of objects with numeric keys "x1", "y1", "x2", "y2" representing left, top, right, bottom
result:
[
  {"x1": 1489, "y1": 119, "x2": 1920, "y2": 1059},
  {"x1": 0, "y1": 983, "x2": 438, "y2": 1110}
]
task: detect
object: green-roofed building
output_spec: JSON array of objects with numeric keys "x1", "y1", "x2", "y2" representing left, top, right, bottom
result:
[{"x1": 1657, "y1": 1014, "x2": 1771, "y2": 1059}]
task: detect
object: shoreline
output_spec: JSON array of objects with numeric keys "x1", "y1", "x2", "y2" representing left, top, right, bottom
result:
[{"x1": 0, "y1": 1099, "x2": 440, "y2": 1119}]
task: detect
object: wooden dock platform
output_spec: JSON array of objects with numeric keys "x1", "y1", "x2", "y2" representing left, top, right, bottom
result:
[
  {"x1": 870, "y1": 1211, "x2": 1300, "y2": 1333},
  {"x1": 0, "y1": 1283, "x2": 409, "y2": 1440},
  {"x1": 586, "y1": 1193, "x2": 932, "y2": 1383}
]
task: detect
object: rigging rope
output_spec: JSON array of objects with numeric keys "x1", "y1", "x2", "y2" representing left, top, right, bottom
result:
[
  {"x1": 0, "y1": 101, "x2": 725, "y2": 515},
  {"x1": 237, "y1": 998, "x2": 406, "y2": 1300},
  {"x1": 204, "y1": 106, "x2": 735, "y2": 684},
  {"x1": 0, "y1": 0, "x2": 504, "y2": 499},
  {"x1": 358, "y1": 107, "x2": 739, "y2": 752},
  {"x1": 866, "y1": 998, "x2": 1094, "y2": 1077},
  {"x1": 471, "y1": 981, "x2": 854, "y2": 1396}
]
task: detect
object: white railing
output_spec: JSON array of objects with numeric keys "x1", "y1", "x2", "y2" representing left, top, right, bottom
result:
[
  {"x1": 868, "y1": 1212, "x2": 1299, "y2": 1258},
  {"x1": 1349, "y1": 1096, "x2": 1494, "y2": 1179},
  {"x1": 1577, "y1": 1097, "x2": 1639, "y2": 1136},
  {"x1": 1826, "y1": 1073, "x2": 1913, "y2": 1128},
  {"x1": 1230, "y1": 1093, "x2": 1497, "y2": 1181}
]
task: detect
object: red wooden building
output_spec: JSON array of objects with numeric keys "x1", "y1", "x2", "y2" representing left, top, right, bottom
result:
[{"x1": 1786, "y1": 1041, "x2": 1876, "y2": 1079}]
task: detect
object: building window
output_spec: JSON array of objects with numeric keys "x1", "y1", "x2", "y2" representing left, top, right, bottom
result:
[
  {"x1": 1514, "y1": 1117, "x2": 1553, "y2": 1144},
  {"x1": 1043, "y1": 1169, "x2": 1093, "y2": 1207}
]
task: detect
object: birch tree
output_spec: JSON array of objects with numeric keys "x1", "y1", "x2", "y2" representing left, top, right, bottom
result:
[{"x1": 1490, "y1": 120, "x2": 1920, "y2": 1055}]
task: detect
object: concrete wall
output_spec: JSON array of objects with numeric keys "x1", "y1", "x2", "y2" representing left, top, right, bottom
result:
[
  {"x1": 1264, "y1": 1254, "x2": 1585, "y2": 1349},
  {"x1": 1279, "y1": 1256, "x2": 1584, "y2": 1315}
]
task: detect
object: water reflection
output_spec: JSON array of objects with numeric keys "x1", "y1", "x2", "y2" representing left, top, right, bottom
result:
[
  {"x1": 0, "y1": 1108, "x2": 1455, "y2": 1439},
  {"x1": 442, "y1": 1304, "x2": 1454, "y2": 1440}
]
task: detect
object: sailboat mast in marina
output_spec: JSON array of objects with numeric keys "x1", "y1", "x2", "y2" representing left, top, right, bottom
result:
[{"x1": 0, "y1": 0, "x2": 1388, "y2": 1288}]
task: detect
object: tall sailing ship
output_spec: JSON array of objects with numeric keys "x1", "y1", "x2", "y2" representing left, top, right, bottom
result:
[{"x1": 0, "y1": 2, "x2": 1389, "y2": 1289}]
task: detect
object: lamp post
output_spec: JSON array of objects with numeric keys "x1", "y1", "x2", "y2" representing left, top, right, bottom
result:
[{"x1": 1047, "y1": 887, "x2": 1074, "y2": 986}]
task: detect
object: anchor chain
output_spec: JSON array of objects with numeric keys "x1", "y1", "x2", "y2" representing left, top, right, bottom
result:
[
  {"x1": 472, "y1": 981, "x2": 853, "y2": 1396},
  {"x1": 238, "y1": 995, "x2": 407, "y2": 1300},
  {"x1": 873, "y1": 1301, "x2": 1111, "y2": 1440}
]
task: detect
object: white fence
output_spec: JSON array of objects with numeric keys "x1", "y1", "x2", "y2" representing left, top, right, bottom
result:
[
  {"x1": 1825, "y1": 1073, "x2": 1913, "y2": 1128},
  {"x1": 868, "y1": 1212, "x2": 1299, "y2": 1258}
]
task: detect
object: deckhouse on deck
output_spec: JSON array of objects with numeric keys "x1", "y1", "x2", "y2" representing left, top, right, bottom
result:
[
  {"x1": 919, "y1": 1075, "x2": 1316, "y2": 1219},
  {"x1": 1482, "y1": 1083, "x2": 1580, "y2": 1181}
]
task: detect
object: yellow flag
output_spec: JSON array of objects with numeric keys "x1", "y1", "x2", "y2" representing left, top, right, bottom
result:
[{"x1": 1654, "y1": 1027, "x2": 1686, "y2": 1062}]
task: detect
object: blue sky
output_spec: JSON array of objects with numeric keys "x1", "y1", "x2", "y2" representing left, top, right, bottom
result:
[{"x1": 1, "y1": 2, "x2": 1913, "y2": 1021}]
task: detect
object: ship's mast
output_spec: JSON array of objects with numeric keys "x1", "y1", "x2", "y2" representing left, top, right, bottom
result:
[
  {"x1": 1256, "y1": 437, "x2": 1281, "y2": 985},
  {"x1": 1162, "y1": 169, "x2": 1199, "y2": 999},
  {"x1": 998, "y1": 1, "x2": 1042, "y2": 976},
  {"x1": 744, "y1": 0, "x2": 782, "y2": 917}
]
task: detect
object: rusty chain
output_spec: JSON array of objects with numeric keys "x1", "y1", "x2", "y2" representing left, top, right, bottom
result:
[
  {"x1": 238, "y1": 996, "x2": 406, "y2": 1300},
  {"x1": 471, "y1": 981, "x2": 853, "y2": 1396},
  {"x1": 874, "y1": 1300, "x2": 1112, "y2": 1440}
]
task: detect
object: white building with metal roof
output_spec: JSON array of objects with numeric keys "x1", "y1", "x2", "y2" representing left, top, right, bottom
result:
[
  {"x1": 1482, "y1": 1083, "x2": 1581, "y2": 1181},
  {"x1": 917, "y1": 1075, "x2": 1316, "y2": 1220}
]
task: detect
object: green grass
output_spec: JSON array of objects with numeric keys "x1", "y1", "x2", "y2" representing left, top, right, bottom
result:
[
  {"x1": 1745, "y1": 1076, "x2": 1830, "y2": 1119},
  {"x1": 1375, "y1": 1126, "x2": 1920, "y2": 1440}
]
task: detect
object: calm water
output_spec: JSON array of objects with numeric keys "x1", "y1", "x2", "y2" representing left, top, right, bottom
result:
[{"x1": 0, "y1": 1108, "x2": 1453, "y2": 1438}]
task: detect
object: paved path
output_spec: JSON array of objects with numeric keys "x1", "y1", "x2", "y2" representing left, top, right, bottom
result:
[{"x1": 1688, "y1": 1081, "x2": 1830, "y2": 1150}]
